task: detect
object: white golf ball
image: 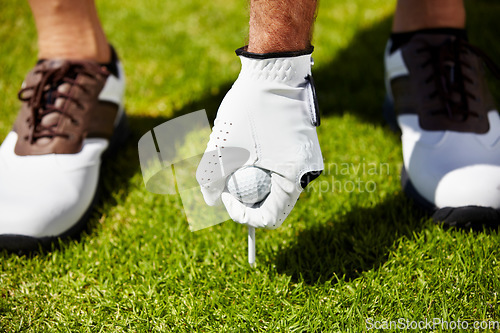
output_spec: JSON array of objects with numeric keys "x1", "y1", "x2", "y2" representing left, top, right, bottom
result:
[{"x1": 227, "y1": 166, "x2": 272, "y2": 204}]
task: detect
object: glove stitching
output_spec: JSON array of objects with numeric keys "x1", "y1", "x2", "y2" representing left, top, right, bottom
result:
[{"x1": 296, "y1": 167, "x2": 309, "y2": 191}]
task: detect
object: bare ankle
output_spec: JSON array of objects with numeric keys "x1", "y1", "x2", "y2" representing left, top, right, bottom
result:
[
  {"x1": 393, "y1": 0, "x2": 465, "y2": 33},
  {"x1": 30, "y1": 0, "x2": 111, "y2": 62},
  {"x1": 38, "y1": 37, "x2": 111, "y2": 63}
]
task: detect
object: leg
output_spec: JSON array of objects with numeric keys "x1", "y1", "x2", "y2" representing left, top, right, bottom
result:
[
  {"x1": 393, "y1": 0, "x2": 465, "y2": 32},
  {"x1": 0, "y1": 0, "x2": 126, "y2": 251},
  {"x1": 28, "y1": 0, "x2": 110, "y2": 62},
  {"x1": 248, "y1": 0, "x2": 317, "y2": 53}
]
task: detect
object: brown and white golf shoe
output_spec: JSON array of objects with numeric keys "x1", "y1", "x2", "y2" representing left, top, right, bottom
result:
[{"x1": 0, "y1": 47, "x2": 127, "y2": 251}]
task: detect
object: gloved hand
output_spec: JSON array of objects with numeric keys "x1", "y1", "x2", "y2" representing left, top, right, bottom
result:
[{"x1": 196, "y1": 46, "x2": 323, "y2": 229}]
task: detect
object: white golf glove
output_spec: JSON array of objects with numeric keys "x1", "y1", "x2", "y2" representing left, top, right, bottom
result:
[{"x1": 197, "y1": 47, "x2": 324, "y2": 229}]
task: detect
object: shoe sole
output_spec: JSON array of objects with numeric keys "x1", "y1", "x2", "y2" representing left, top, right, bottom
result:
[
  {"x1": 384, "y1": 95, "x2": 500, "y2": 229},
  {"x1": 0, "y1": 111, "x2": 130, "y2": 253}
]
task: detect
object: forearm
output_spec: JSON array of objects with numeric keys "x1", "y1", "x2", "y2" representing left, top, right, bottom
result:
[{"x1": 248, "y1": 0, "x2": 318, "y2": 53}]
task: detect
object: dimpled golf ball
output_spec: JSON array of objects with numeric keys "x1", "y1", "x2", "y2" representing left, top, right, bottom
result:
[{"x1": 227, "y1": 166, "x2": 272, "y2": 204}]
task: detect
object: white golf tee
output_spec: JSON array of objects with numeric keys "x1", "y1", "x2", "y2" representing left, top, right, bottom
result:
[{"x1": 248, "y1": 225, "x2": 255, "y2": 267}]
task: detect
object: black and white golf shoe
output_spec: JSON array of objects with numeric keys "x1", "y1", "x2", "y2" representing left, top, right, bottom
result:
[{"x1": 384, "y1": 31, "x2": 500, "y2": 228}]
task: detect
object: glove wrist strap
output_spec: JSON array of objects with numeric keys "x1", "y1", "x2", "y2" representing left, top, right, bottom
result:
[
  {"x1": 235, "y1": 46, "x2": 314, "y2": 59},
  {"x1": 236, "y1": 46, "x2": 314, "y2": 88}
]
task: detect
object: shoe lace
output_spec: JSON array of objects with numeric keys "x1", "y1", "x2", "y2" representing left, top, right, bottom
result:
[
  {"x1": 417, "y1": 38, "x2": 500, "y2": 121},
  {"x1": 17, "y1": 61, "x2": 109, "y2": 143}
]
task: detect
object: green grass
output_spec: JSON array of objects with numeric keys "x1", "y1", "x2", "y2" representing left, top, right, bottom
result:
[{"x1": 1, "y1": 0, "x2": 500, "y2": 331}]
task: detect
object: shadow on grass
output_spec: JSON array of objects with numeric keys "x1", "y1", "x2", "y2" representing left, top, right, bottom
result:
[
  {"x1": 274, "y1": 0, "x2": 500, "y2": 284},
  {"x1": 275, "y1": 194, "x2": 428, "y2": 284},
  {"x1": 314, "y1": 17, "x2": 392, "y2": 124}
]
